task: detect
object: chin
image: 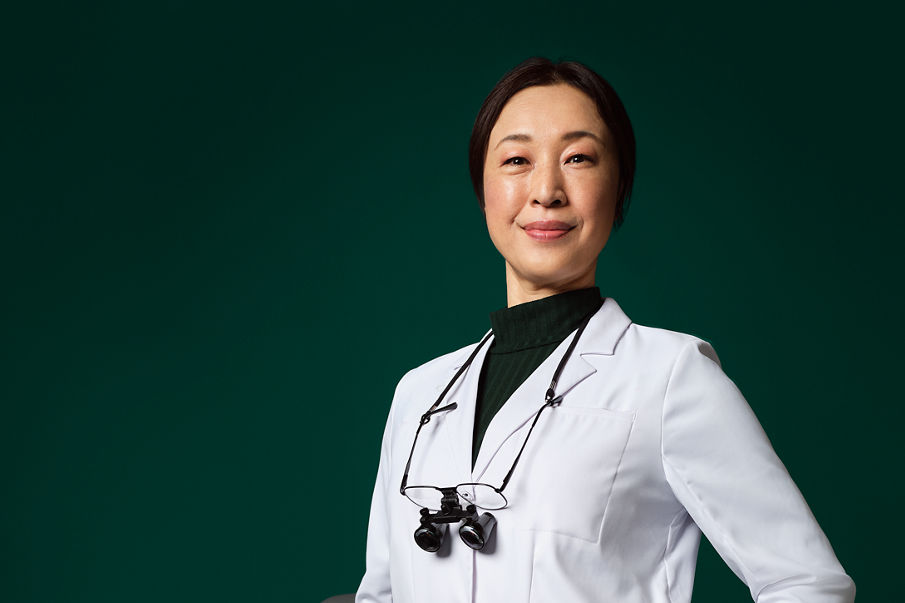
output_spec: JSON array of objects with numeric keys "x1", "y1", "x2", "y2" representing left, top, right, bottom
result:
[{"x1": 517, "y1": 266, "x2": 582, "y2": 289}]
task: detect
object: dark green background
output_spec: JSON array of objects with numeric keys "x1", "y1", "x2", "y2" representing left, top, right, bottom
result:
[{"x1": 3, "y1": 1, "x2": 901, "y2": 601}]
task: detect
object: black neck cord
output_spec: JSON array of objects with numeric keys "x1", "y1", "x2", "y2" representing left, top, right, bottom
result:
[{"x1": 400, "y1": 299, "x2": 602, "y2": 494}]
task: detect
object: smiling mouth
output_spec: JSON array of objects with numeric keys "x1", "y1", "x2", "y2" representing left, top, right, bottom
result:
[
  {"x1": 524, "y1": 227, "x2": 573, "y2": 241},
  {"x1": 522, "y1": 222, "x2": 575, "y2": 241}
]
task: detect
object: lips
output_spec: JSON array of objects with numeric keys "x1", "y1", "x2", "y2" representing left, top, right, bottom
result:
[{"x1": 522, "y1": 220, "x2": 574, "y2": 241}]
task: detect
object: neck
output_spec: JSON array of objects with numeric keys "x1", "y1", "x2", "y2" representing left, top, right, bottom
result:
[{"x1": 504, "y1": 262, "x2": 597, "y2": 307}]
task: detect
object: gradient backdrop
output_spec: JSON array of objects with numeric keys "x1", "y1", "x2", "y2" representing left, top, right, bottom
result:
[{"x1": 3, "y1": 1, "x2": 902, "y2": 601}]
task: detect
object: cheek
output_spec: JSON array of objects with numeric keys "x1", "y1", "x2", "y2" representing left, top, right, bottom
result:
[
  {"x1": 483, "y1": 175, "x2": 517, "y2": 232},
  {"x1": 571, "y1": 181, "x2": 617, "y2": 250},
  {"x1": 482, "y1": 172, "x2": 511, "y2": 211},
  {"x1": 578, "y1": 173, "x2": 618, "y2": 221},
  {"x1": 483, "y1": 205, "x2": 511, "y2": 248}
]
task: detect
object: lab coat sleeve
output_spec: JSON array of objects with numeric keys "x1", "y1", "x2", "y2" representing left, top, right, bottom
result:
[
  {"x1": 355, "y1": 374, "x2": 405, "y2": 603},
  {"x1": 661, "y1": 339, "x2": 856, "y2": 602}
]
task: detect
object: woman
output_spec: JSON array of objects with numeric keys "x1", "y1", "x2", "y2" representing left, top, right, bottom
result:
[{"x1": 355, "y1": 57, "x2": 855, "y2": 603}]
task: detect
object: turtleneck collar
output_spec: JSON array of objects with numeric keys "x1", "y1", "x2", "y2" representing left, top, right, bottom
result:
[{"x1": 489, "y1": 286, "x2": 603, "y2": 353}]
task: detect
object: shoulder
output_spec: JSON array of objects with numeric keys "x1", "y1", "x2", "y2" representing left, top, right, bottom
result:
[
  {"x1": 388, "y1": 334, "x2": 490, "y2": 422},
  {"x1": 626, "y1": 322, "x2": 721, "y2": 368},
  {"x1": 620, "y1": 321, "x2": 735, "y2": 410},
  {"x1": 602, "y1": 298, "x2": 723, "y2": 383},
  {"x1": 586, "y1": 297, "x2": 719, "y2": 374},
  {"x1": 397, "y1": 336, "x2": 485, "y2": 389},
  {"x1": 579, "y1": 297, "x2": 721, "y2": 372},
  {"x1": 610, "y1": 319, "x2": 736, "y2": 418}
]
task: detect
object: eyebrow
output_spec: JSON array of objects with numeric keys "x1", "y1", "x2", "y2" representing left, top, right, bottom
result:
[{"x1": 494, "y1": 130, "x2": 606, "y2": 150}]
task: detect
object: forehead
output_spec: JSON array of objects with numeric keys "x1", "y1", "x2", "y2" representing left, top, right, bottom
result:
[{"x1": 490, "y1": 84, "x2": 607, "y2": 142}]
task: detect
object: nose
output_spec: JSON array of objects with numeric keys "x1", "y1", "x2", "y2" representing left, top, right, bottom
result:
[{"x1": 531, "y1": 160, "x2": 567, "y2": 207}]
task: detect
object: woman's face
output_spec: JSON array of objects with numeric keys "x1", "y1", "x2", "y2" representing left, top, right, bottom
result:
[{"x1": 483, "y1": 83, "x2": 619, "y2": 298}]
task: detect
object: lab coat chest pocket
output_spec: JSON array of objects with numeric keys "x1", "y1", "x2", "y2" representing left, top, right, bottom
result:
[{"x1": 515, "y1": 405, "x2": 634, "y2": 542}]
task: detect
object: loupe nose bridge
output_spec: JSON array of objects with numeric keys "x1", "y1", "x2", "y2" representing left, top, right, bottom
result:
[
  {"x1": 457, "y1": 482, "x2": 508, "y2": 510},
  {"x1": 457, "y1": 483, "x2": 476, "y2": 504}
]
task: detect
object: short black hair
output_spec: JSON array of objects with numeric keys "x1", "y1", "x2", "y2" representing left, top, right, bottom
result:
[{"x1": 468, "y1": 57, "x2": 636, "y2": 231}]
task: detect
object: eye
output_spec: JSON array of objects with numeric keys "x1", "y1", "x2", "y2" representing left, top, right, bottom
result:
[
  {"x1": 566, "y1": 153, "x2": 593, "y2": 164},
  {"x1": 502, "y1": 156, "x2": 528, "y2": 166}
]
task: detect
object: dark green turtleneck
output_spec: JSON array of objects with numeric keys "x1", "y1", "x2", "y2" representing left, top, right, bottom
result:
[{"x1": 472, "y1": 286, "x2": 603, "y2": 468}]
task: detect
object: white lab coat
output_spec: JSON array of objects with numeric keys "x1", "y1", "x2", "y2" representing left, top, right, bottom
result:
[{"x1": 356, "y1": 297, "x2": 855, "y2": 602}]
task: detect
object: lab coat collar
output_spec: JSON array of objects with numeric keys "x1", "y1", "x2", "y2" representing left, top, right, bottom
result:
[{"x1": 443, "y1": 296, "x2": 633, "y2": 483}]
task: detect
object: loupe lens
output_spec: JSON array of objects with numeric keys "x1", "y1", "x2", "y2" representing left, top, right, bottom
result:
[
  {"x1": 414, "y1": 521, "x2": 447, "y2": 552},
  {"x1": 459, "y1": 512, "x2": 497, "y2": 550}
]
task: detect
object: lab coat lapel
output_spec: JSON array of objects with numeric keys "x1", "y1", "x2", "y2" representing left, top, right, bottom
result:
[
  {"x1": 469, "y1": 339, "x2": 596, "y2": 482},
  {"x1": 470, "y1": 297, "x2": 633, "y2": 482}
]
